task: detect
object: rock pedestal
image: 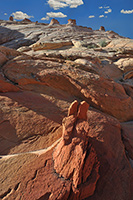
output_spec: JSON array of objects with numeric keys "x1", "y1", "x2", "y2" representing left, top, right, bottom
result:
[
  {"x1": 9, "y1": 16, "x2": 13, "y2": 21},
  {"x1": 49, "y1": 18, "x2": 60, "y2": 26},
  {"x1": 67, "y1": 19, "x2": 76, "y2": 26},
  {"x1": 99, "y1": 26, "x2": 105, "y2": 31},
  {"x1": 53, "y1": 101, "x2": 100, "y2": 199}
]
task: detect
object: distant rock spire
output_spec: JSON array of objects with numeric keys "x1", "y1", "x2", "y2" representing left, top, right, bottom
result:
[
  {"x1": 67, "y1": 19, "x2": 76, "y2": 26},
  {"x1": 9, "y1": 16, "x2": 13, "y2": 21},
  {"x1": 99, "y1": 26, "x2": 105, "y2": 31},
  {"x1": 49, "y1": 18, "x2": 60, "y2": 26}
]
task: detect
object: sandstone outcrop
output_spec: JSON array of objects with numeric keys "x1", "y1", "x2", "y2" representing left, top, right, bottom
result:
[
  {"x1": 49, "y1": 18, "x2": 60, "y2": 26},
  {"x1": 53, "y1": 101, "x2": 100, "y2": 199},
  {"x1": 67, "y1": 19, "x2": 76, "y2": 26},
  {"x1": 9, "y1": 16, "x2": 13, "y2": 21},
  {"x1": 114, "y1": 58, "x2": 133, "y2": 73},
  {"x1": 121, "y1": 121, "x2": 133, "y2": 159},
  {"x1": 0, "y1": 102, "x2": 132, "y2": 200},
  {"x1": 22, "y1": 18, "x2": 32, "y2": 23},
  {"x1": 0, "y1": 51, "x2": 8, "y2": 67},
  {"x1": 0, "y1": 73, "x2": 19, "y2": 92},
  {"x1": 0, "y1": 20, "x2": 133, "y2": 200},
  {"x1": 99, "y1": 26, "x2": 105, "y2": 31},
  {"x1": 31, "y1": 41, "x2": 73, "y2": 51},
  {"x1": 2, "y1": 53, "x2": 133, "y2": 122}
]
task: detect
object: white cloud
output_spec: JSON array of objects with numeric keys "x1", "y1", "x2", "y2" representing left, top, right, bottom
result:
[
  {"x1": 104, "y1": 6, "x2": 109, "y2": 9},
  {"x1": 41, "y1": 12, "x2": 67, "y2": 20},
  {"x1": 88, "y1": 15, "x2": 95, "y2": 18},
  {"x1": 11, "y1": 11, "x2": 34, "y2": 20},
  {"x1": 121, "y1": 9, "x2": 133, "y2": 14},
  {"x1": 99, "y1": 15, "x2": 104, "y2": 18},
  {"x1": 41, "y1": 16, "x2": 49, "y2": 20},
  {"x1": 4, "y1": 13, "x2": 7, "y2": 15},
  {"x1": 99, "y1": 6, "x2": 103, "y2": 9},
  {"x1": 47, "y1": 12, "x2": 67, "y2": 18},
  {"x1": 47, "y1": 0, "x2": 84, "y2": 10},
  {"x1": 104, "y1": 8, "x2": 112, "y2": 14}
]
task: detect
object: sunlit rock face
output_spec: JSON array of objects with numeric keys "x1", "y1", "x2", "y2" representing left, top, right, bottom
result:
[
  {"x1": 49, "y1": 18, "x2": 60, "y2": 26},
  {"x1": 0, "y1": 20, "x2": 133, "y2": 200},
  {"x1": 67, "y1": 19, "x2": 76, "y2": 26}
]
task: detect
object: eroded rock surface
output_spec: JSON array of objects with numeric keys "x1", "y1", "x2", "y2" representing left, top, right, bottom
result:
[
  {"x1": 0, "y1": 101, "x2": 132, "y2": 200},
  {"x1": 0, "y1": 21, "x2": 133, "y2": 200}
]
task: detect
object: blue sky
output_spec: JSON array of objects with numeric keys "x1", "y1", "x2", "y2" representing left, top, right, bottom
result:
[{"x1": 0, "y1": 0, "x2": 133, "y2": 38}]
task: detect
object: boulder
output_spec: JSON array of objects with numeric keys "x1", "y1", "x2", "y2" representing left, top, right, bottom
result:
[
  {"x1": 67, "y1": 19, "x2": 76, "y2": 26},
  {"x1": 49, "y1": 18, "x2": 60, "y2": 26}
]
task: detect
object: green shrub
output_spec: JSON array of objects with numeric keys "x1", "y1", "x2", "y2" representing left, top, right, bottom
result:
[
  {"x1": 87, "y1": 43, "x2": 98, "y2": 49},
  {"x1": 99, "y1": 40, "x2": 108, "y2": 47}
]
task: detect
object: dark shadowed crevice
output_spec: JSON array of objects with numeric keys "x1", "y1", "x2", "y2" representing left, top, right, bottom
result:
[
  {"x1": 37, "y1": 192, "x2": 51, "y2": 200},
  {"x1": 0, "y1": 188, "x2": 12, "y2": 198}
]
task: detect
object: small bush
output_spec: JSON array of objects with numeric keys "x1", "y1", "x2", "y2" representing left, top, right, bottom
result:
[
  {"x1": 87, "y1": 43, "x2": 98, "y2": 49},
  {"x1": 99, "y1": 40, "x2": 108, "y2": 47}
]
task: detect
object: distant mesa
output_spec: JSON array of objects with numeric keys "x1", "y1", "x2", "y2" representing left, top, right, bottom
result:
[
  {"x1": 88, "y1": 27, "x2": 92, "y2": 30},
  {"x1": 9, "y1": 16, "x2": 13, "y2": 21},
  {"x1": 99, "y1": 26, "x2": 105, "y2": 31},
  {"x1": 49, "y1": 18, "x2": 60, "y2": 26},
  {"x1": 67, "y1": 19, "x2": 76, "y2": 26},
  {"x1": 22, "y1": 18, "x2": 32, "y2": 23}
]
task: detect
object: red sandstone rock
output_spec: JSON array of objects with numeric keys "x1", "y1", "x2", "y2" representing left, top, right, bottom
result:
[
  {"x1": 0, "y1": 52, "x2": 8, "y2": 67},
  {"x1": 68, "y1": 100, "x2": 79, "y2": 116},
  {"x1": 99, "y1": 26, "x2": 105, "y2": 31},
  {"x1": 2, "y1": 54, "x2": 133, "y2": 122},
  {"x1": 0, "y1": 46, "x2": 21, "y2": 59},
  {"x1": 22, "y1": 18, "x2": 32, "y2": 22},
  {"x1": 9, "y1": 16, "x2": 13, "y2": 21},
  {"x1": 0, "y1": 74, "x2": 19, "y2": 92},
  {"x1": 0, "y1": 104, "x2": 132, "y2": 200},
  {"x1": 0, "y1": 90, "x2": 69, "y2": 155},
  {"x1": 67, "y1": 19, "x2": 76, "y2": 26},
  {"x1": 53, "y1": 102, "x2": 99, "y2": 198},
  {"x1": 121, "y1": 121, "x2": 133, "y2": 159},
  {"x1": 53, "y1": 102, "x2": 133, "y2": 199},
  {"x1": 77, "y1": 101, "x2": 89, "y2": 120},
  {"x1": 49, "y1": 18, "x2": 60, "y2": 26}
]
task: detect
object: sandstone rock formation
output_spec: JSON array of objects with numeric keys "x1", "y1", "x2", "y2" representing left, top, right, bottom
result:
[
  {"x1": 0, "y1": 20, "x2": 133, "y2": 200},
  {"x1": 114, "y1": 58, "x2": 133, "y2": 73},
  {"x1": 31, "y1": 41, "x2": 73, "y2": 51},
  {"x1": 99, "y1": 26, "x2": 105, "y2": 31},
  {"x1": 0, "y1": 101, "x2": 132, "y2": 200},
  {"x1": 0, "y1": 73, "x2": 19, "y2": 92},
  {"x1": 9, "y1": 16, "x2": 13, "y2": 21},
  {"x1": 22, "y1": 18, "x2": 32, "y2": 23},
  {"x1": 49, "y1": 18, "x2": 60, "y2": 26},
  {"x1": 53, "y1": 101, "x2": 100, "y2": 199},
  {"x1": 67, "y1": 19, "x2": 76, "y2": 26},
  {"x1": 121, "y1": 121, "x2": 133, "y2": 159}
]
